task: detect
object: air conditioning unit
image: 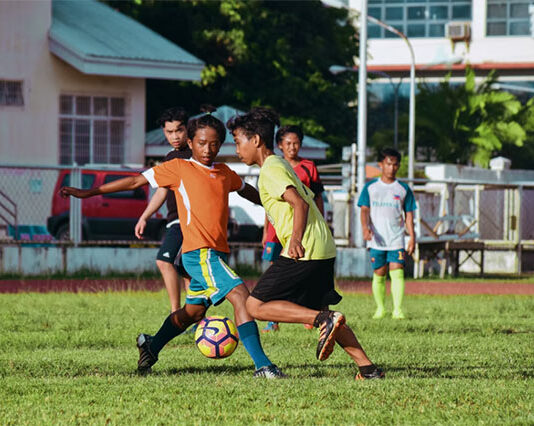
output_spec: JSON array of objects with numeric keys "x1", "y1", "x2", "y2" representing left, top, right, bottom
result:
[{"x1": 446, "y1": 21, "x2": 471, "y2": 41}]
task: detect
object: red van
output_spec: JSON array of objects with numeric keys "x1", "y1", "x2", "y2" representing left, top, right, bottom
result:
[{"x1": 47, "y1": 169, "x2": 167, "y2": 241}]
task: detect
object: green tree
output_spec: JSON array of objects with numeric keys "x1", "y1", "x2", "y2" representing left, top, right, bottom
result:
[
  {"x1": 104, "y1": 0, "x2": 359, "y2": 160},
  {"x1": 415, "y1": 68, "x2": 530, "y2": 168}
]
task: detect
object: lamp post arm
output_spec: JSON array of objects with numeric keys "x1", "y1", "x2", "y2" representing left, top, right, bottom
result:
[{"x1": 367, "y1": 15, "x2": 416, "y2": 184}]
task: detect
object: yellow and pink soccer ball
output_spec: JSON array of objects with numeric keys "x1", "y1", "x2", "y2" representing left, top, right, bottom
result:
[{"x1": 194, "y1": 316, "x2": 239, "y2": 359}]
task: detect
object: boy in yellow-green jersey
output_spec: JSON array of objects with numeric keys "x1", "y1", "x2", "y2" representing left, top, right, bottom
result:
[{"x1": 227, "y1": 107, "x2": 384, "y2": 380}]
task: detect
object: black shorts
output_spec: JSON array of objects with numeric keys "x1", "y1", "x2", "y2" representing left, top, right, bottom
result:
[
  {"x1": 251, "y1": 257, "x2": 341, "y2": 310},
  {"x1": 156, "y1": 223, "x2": 189, "y2": 278}
]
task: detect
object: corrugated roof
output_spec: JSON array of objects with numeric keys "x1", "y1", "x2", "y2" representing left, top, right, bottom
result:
[{"x1": 49, "y1": 0, "x2": 204, "y2": 80}]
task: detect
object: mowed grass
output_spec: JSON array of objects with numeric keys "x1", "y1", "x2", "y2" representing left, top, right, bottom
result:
[{"x1": 1, "y1": 290, "x2": 533, "y2": 425}]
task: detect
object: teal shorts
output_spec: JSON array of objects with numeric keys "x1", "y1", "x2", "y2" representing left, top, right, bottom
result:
[
  {"x1": 262, "y1": 242, "x2": 283, "y2": 262},
  {"x1": 369, "y1": 248, "x2": 406, "y2": 270},
  {"x1": 182, "y1": 248, "x2": 243, "y2": 307}
]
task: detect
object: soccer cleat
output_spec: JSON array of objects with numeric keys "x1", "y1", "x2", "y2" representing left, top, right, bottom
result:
[
  {"x1": 136, "y1": 333, "x2": 158, "y2": 373},
  {"x1": 303, "y1": 323, "x2": 314, "y2": 330},
  {"x1": 355, "y1": 367, "x2": 385, "y2": 381},
  {"x1": 373, "y1": 309, "x2": 386, "y2": 319},
  {"x1": 261, "y1": 321, "x2": 280, "y2": 333},
  {"x1": 316, "y1": 311, "x2": 345, "y2": 361},
  {"x1": 253, "y1": 364, "x2": 287, "y2": 379},
  {"x1": 391, "y1": 310, "x2": 405, "y2": 320}
]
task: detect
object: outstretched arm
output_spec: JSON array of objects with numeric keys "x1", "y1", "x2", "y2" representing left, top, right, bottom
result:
[
  {"x1": 135, "y1": 187, "x2": 169, "y2": 239},
  {"x1": 237, "y1": 183, "x2": 262, "y2": 205},
  {"x1": 282, "y1": 186, "x2": 309, "y2": 259},
  {"x1": 60, "y1": 174, "x2": 148, "y2": 199}
]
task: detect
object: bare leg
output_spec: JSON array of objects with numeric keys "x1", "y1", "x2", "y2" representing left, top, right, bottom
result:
[
  {"x1": 246, "y1": 296, "x2": 319, "y2": 324},
  {"x1": 156, "y1": 260, "x2": 181, "y2": 312},
  {"x1": 225, "y1": 284, "x2": 255, "y2": 326},
  {"x1": 335, "y1": 324, "x2": 373, "y2": 367}
]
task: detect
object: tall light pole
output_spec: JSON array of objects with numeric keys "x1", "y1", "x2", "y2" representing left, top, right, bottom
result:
[
  {"x1": 366, "y1": 15, "x2": 416, "y2": 184},
  {"x1": 354, "y1": 0, "x2": 368, "y2": 247}
]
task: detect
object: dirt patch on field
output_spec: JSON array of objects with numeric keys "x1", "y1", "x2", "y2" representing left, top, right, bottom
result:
[{"x1": 0, "y1": 278, "x2": 533, "y2": 295}]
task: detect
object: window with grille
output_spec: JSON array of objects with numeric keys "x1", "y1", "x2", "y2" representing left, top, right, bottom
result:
[
  {"x1": 0, "y1": 81, "x2": 24, "y2": 106},
  {"x1": 59, "y1": 95, "x2": 126, "y2": 165},
  {"x1": 368, "y1": 0, "x2": 472, "y2": 38},
  {"x1": 487, "y1": 0, "x2": 532, "y2": 36}
]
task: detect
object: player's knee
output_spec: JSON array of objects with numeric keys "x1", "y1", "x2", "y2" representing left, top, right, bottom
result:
[
  {"x1": 245, "y1": 297, "x2": 260, "y2": 317},
  {"x1": 156, "y1": 259, "x2": 173, "y2": 271}
]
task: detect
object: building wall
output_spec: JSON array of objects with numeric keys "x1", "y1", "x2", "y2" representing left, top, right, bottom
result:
[{"x1": 0, "y1": 0, "x2": 146, "y2": 167}]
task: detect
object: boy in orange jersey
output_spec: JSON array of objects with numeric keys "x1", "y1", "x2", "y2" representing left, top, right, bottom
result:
[{"x1": 60, "y1": 113, "x2": 285, "y2": 379}]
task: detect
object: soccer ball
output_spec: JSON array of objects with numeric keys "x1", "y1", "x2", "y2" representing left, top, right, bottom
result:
[{"x1": 195, "y1": 316, "x2": 239, "y2": 359}]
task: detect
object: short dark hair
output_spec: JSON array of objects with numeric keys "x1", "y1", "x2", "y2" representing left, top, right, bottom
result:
[
  {"x1": 226, "y1": 107, "x2": 280, "y2": 150},
  {"x1": 156, "y1": 107, "x2": 189, "y2": 127},
  {"x1": 187, "y1": 113, "x2": 226, "y2": 144},
  {"x1": 276, "y1": 125, "x2": 303, "y2": 146},
  {"x1": 378, "y1": 147, "x2": 401, "y2": 162}
]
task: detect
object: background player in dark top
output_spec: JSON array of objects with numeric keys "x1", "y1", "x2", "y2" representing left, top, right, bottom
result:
[{"x1": 135, "y1": 107, "x2": 192, "y2": 312}]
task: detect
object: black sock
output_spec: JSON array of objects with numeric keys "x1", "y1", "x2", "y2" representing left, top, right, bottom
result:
[
  {"x1": 150, "y1": 314, "x2": 186, "y2": 355},
  {"x1": 313, "y1": 310, "x2": 331, "y2": 328},
  {"x1": 359, "y1": 364, "x2": 376, "y2": 375}
]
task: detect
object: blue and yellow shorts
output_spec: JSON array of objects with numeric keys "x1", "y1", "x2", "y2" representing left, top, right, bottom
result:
[
  {"x1": 369, "y1": 248, "x2": 406, "y2": 270},
  {"x1": 182, "y1": 248, "x2": 243, "y2": 307}
]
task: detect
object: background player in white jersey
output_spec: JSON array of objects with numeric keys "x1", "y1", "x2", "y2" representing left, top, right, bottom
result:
[{"x1": 357, "y1": 148, "x2": 416, "y2": 319}]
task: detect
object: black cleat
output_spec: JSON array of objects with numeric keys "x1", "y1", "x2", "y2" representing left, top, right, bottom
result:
[
  {"x1": 253, "y1": 364, "x2": 287, "y2": 379},
  {"x1": 355, "y1": 367, "x2": 385, "y2": 381},
  {"x1": 136, "y1": 333, "x2": 158, "y2": 373},
  {"x1": 316, "y1": 311, "x2": 345, "y2": 361}
]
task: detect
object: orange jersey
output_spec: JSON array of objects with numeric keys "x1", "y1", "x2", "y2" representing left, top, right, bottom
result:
[{"x1": 143, "y1": 158, "x2": 244, "y2": 254}]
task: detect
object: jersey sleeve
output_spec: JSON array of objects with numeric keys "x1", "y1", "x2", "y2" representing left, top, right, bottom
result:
[
  {"x1": 357, "y1": 182, "x2": 371, "y2": 207},
  {"x1": 264, "y1": 161, "x2": 299, "y2": 200},
  {"x1": 229, "y1": 168, "x2": 245, "y2": 192},
  {"x1": 142, "y1": 158, "x2": 181, "y2": 189},
  {"x1": 308, "y1": 162, "x2": 325, "y2": 196},
  {"x1": 403, "y1": 185, "x2": 417, "y2": 212}
]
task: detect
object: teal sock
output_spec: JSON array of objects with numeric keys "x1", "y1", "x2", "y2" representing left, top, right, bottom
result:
[
  {"x1": 150, "y1": 314, "x2": 185, "y2": 355},
  {"x1": 237, "y1": 321, "x2": 271, "y2": 369}
]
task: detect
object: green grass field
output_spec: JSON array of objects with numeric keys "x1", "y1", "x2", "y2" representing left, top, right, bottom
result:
[{"x1": 1, "y1": 290, "x2": 533, "y2": 425}]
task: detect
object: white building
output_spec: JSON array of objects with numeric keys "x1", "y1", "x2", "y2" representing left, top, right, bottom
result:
[
  {"x1": 0, "y1": 0, "x2": 204, "y2": 167},
  {"x1": 339, "y1": 0, "x2": 534, "y2": 87}
]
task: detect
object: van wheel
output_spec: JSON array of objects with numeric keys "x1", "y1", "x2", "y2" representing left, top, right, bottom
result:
[{"x1": 56, "y1": 223, "x2": 70, "y2": 241}]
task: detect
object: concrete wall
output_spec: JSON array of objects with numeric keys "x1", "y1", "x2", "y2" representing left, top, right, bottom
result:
[
  {"x1": 0, "y1": 246, "x2": 375, "y2": 278},
  {"x1": 0, "y1": 0, "x2": 146, "y2": 166}
]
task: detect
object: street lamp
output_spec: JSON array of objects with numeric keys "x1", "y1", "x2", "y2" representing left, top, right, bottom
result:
[{"x1": 367, "y1": 15, "x2": 416, "y2": 185}]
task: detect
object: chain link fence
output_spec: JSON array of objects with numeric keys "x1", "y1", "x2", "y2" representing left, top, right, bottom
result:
[{"x1": 1, "y1": 164, "x2": 533, "y2": 251}]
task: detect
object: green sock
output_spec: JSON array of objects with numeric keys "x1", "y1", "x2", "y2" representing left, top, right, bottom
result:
[
  {"x1": 390, "y1": 269, "x2": 405, "y2": 316},
  {"x1": 372, "y1": 273, "x2": 386, "y2": 317}
]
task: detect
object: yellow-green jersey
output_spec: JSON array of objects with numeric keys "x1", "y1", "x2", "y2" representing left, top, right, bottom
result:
[{"x1": 258, "y1": 155, "x2": 336, "y2": 260}]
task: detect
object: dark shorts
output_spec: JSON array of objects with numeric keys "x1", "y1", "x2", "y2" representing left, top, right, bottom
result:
[
  {"x1": 251, "y1": 257, "x2": 342, "y2": 310},
  {"x1": 156, "y1": 223, "x2": 188, "y2": 277},
  {"x1": 369, "y1": 248, "x2": 406, "y2": 270}
]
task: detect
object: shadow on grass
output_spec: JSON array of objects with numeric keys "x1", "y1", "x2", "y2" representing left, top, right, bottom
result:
[
  {"x1": 382, "y1": 364, "x2": 534, "y2": 379},
  {"x1": 138, "y1": 362, "x2": 354, "y2": 378}
]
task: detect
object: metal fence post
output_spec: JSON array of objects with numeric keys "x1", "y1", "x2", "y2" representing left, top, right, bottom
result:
[{"x1": 69, "y1": 166, "x2": 82, "y2": 246}]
